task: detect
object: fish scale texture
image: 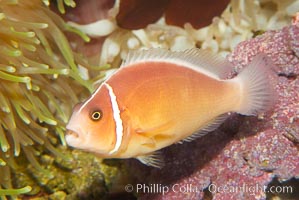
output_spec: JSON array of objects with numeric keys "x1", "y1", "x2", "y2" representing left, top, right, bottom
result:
[{"x1": 127, "y1": 24, "x2": 299, "y2": 200}]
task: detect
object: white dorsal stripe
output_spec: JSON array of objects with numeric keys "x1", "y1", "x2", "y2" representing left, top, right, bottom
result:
[
  {"x1": 104, "y1": 83, "x2": 124, "y2": 154},
  {"x1": 121, "y1": 48, "x2": 232, "y2": 79}
]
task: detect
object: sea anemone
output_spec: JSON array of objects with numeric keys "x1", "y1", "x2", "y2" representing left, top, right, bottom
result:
[{"x1": 0, "y1": 0, "x2": 105, "y2": 198}]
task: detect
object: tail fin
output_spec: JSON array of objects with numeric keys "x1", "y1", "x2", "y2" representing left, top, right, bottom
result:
[{"x1": 233, "y1": 54, "x2": 277, "y2": 116}]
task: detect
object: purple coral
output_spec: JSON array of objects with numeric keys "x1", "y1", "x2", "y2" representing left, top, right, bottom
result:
[{"x1": 125, "y1": 24, "x2": 299, "y2": 200}]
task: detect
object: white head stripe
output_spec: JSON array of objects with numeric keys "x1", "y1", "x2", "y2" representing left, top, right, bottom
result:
[
  {"x1": 78, "y1": 85, "x2": 103, "y2": 114},
  {"x1": 104, "y1": 83, "x2": 124, "y2": 154}
]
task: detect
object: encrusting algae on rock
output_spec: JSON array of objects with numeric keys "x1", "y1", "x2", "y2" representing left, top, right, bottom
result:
[{"x1": 0, "y1": 0, "x2": 112, "y2": 198}]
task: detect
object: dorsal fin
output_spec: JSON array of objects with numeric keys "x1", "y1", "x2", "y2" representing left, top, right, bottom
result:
[
  {"x1": 122, "y1": 48, "x2": 232, "y2": 79},
  {"x1": 177, "y1": 114, "x2": 228, "y2": 144}
]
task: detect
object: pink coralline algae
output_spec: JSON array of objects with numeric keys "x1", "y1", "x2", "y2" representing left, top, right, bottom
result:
[{"x1": 125, "y1": 24, "x2": 299, "y2": 200}]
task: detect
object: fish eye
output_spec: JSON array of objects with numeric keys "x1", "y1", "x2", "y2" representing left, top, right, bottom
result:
[{"x1": 90, "y1": 110, "x2": 102, "y2": 121}]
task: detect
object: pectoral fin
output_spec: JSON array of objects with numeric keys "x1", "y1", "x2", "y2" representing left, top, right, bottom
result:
[
  {"x1": 135, "y1": 121, "x2": 174, "y2": 148},
  {"x1": 135, "y1": 120, "x2": 174, "y2": 137},
  {"x1": 136, "y1": 151, "x2": 165, "y2": 169}
]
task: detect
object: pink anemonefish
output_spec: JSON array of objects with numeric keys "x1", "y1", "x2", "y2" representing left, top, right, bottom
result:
[{"x1": 65, "y1": 48, "x2": 276, "y2": 168}]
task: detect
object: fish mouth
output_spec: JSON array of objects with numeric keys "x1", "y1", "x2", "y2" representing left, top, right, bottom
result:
[
  {"x1": 65, "y1": 128, "x2": 82, "y2": 147},
  {"x1": 66, "y1": 129, "x2": 80, "y2": 139}
]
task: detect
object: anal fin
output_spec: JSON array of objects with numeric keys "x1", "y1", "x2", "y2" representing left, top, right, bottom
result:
[
  {"x1": 136, "y1": 151, "x2": 165, "y2": 169},
  {"x1": 178, "y1": 114, "x2": 228, "y2": 144}
]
